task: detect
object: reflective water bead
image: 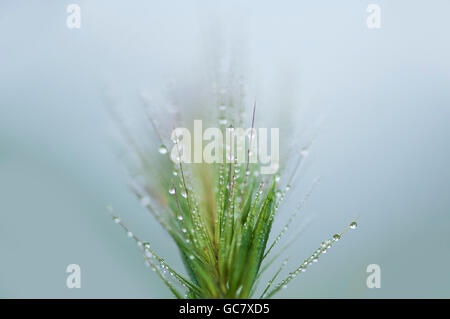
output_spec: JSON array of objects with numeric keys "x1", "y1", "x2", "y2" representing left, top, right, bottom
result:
[
  {"x1": 300, "y1": 147, "x2": 309, "y2": 157},
  {"x1": 158, "y1": 145, "x2": 168, "y2": 154}
]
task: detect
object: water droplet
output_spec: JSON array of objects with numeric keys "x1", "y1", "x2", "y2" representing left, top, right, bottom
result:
[
  {"x1": 189, "y1": 255, "x2": 195, "y2": 260},
  {"x1": 158, "y1": 145, "x2": 168, "y2": 154},
  {"x1": 177, "y1": 215, "x2": 183, "y2": 221},
  {"x1": 181, "y1": 228, "x2": 187, "y2": 233},
  {"x1": 113, "y1": 217, "x2": 120, "y2": 224},
  {"x1": 301, "y1": 147, "x2": 309, "y2": 157},
  {"x1": 172, "y1": 170, "x2": 178, "y2": 176},
  {"x1": 350, "y1": 221, "x2": 357, "y2": 229},
  {"x1": 168, "y1": 188, "x2": 176, "y2": 195},
  {"x1": 333, "y1": 234, "x2": 341, "y2": 241},
  {"x1": 181, "y1": 191, "x2": 187, "y2": 199},
  {"x1": 285, "y1": 184, "x2": 291, "y2": 191},
  {"x1": 282, "y1": 285, "x2": 287, "y2": 289},
  {"x1": 219, "y1": 118, "x2": 227, "y2": 125},
  {"x1": 275, "y1": 174, "x2": 281, "y2": 182},
  {"x1": 127, "y1": 231, "x2": 133, "y2": 238}
]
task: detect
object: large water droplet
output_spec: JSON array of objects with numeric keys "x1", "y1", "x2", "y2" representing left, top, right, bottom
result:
[
  {"x1": 301, "y1": 147, "x2": 309, "y2": 157},
  {"x1": 158, "y1": 145, "x2": 168, "y2": 154}
]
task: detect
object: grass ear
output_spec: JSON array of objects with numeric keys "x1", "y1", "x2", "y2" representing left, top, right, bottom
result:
[{"x1": 109, "y1": 86, "x2": 358, "y2": 298}]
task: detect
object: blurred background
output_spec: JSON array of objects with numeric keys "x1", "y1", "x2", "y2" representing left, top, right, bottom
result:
[{"x1": 0, "y1": 0, "x2": 449, "y2": 298}]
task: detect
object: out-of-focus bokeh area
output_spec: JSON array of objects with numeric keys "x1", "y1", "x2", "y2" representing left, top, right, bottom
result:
[{"x1": 1, "y1": 0, "x2": 449, "y2": 298}]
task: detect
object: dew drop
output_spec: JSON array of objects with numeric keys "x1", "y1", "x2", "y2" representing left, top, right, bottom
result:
[
  {"x1": 333, "y1": 234, "x2": 341, "y2": 241},
  {"x1": 158, "y1": 145, "x2": 168, "y2": 154},
  {"x1": 350, "y1": 221, "x2": 357, "y2": 229},
  {"x1": 113, "y1": 217, "x2": 120, "y2": 224},
  {"x1": 301, "y1": 147, "x2": 309, "y2": 157},
  {"x1": 168, "y1": 188, "x2": 176, "y2": 195},
  {"x1": 189, "y1": 255, "x2": 195, "y2": 260},
  {"x1": 126, "y1": 231, "x2": 133, "y2": 238},
  {"x1": 177, "y1": 215, "x2": 184, "y2": 221}
]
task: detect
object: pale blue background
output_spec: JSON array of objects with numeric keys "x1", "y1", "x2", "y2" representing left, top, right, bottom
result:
[{"x1": 0, "y1": 0, "x2": 449, "y2": 298}]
